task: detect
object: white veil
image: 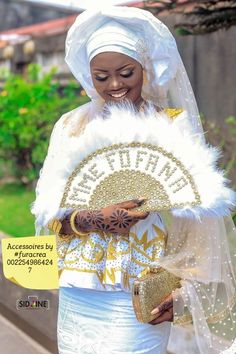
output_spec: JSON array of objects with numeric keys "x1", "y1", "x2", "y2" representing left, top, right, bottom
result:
[
  {"x1": 158, "y1": 212, "x2": 236, "y2": 353},
  {"x1": 65, "y1": 6, "x2": 204, "y2": 140},
  {"x1": 144, "y1": 28, "x2": 236, "y2": 353}
]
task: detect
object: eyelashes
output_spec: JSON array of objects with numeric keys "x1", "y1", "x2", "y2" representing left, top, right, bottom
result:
[
  {"x1": 94, "y1": 70, "x2": 134, "y2": 82},
  {"x1": 121, "y1": 70, "x2": 134, "y2": 78},
  {"x1": 95, "y1": 75, "x2": 108, "y2": 82}
]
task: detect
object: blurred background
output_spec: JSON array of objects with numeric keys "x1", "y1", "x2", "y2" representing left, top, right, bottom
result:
[{"x1": 0, "y1": 1, "x2": 235, "y2": 354}]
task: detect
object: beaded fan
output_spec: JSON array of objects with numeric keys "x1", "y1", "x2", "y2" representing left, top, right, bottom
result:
[{"x1": 59, "y1": 107, "x2": 235, "y2": 216}]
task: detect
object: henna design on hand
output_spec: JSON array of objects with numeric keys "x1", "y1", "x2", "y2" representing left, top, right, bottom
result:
[
  {"x1": 76, "y1": 211, "x2": 117, "y2": 233},
  {"x1": 109, "y1": 209, "x2": 133, "y2": 229},
  {"x1": 81, "y1": 209, "x2": 133, "y2": 234},
  {"x1": 63, "y1": 214, "x2": 71, "y2": 225},
  {"x1": 86, "y1": 210, "x2": 104, "y2": 228},
  {"x1": 100, "y1": 223, "x2": 117, "y2": 233},
  {"x1": 76, "y1": 212, "x2": 91, "y2": 231}
]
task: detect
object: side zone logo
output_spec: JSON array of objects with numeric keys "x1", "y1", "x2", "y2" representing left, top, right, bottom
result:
[{"x1": 16, "y1": 295, "x2": 50, "y2": 310}]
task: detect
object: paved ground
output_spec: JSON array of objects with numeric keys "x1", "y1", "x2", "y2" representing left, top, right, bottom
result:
[{"x1": 0, "y1": 312, "x2": 53, "y2": 354}]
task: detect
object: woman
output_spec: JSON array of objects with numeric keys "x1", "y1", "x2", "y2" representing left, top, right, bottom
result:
[{"x1": 31, "y1": 6, "x2": 236, "y2": 354}]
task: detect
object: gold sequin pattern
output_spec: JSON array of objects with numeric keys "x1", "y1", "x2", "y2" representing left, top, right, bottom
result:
[
  {"x1": 132, "y1": 267, "x2": 181, "y2": 323},
  {"x1": 57, "y1": 221, "x2": 167, "y2": 290},
  {"x1": 89, "y1": 170, "x2": 170, "y2": 211}
]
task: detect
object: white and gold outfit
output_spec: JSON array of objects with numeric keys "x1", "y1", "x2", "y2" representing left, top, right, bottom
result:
[
  {"x1": 31, "y1": 6, "x2": 236, "y2": 354},
  {"x1": 57, "y1": 213, "x2": 167, "y2": 292}
]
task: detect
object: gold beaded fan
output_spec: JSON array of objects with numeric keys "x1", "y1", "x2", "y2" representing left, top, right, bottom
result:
[{"x1": 60, "y1": 142, "x2": 201, "y2": 212}]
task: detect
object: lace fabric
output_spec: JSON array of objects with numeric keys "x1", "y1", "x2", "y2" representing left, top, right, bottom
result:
[{"x1": 159, "y1": 212, "x2": 236, "y2": 353}]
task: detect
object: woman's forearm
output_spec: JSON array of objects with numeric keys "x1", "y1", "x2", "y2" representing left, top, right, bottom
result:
[
  {"x1": 59, "y1": 199, "x2": 148, "y2": 236},
  {"x1": 59, "y1": 211, "x2": 92, "y2": 235}
]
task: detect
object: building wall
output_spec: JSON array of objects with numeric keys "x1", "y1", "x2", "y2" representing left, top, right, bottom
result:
[
  {"x1": 0, "y1": 5, "x2": 235, "y2": 123},
  {"x1": 0, "y1": 0, "x2": 74, "y2": 31}
]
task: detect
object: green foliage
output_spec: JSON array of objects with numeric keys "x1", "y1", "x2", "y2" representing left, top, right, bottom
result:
[
  {"x1": 0, "y1": 183, "x2": 35, "y2": 237},
  {"x1": 0, "y1": 64, "x2": 89, "y2": 185},
  {"x1": 233, "y1": 213, "x2": 236, "y2": 226},
  {"x1": 175, "y1": 28, "x2": 192, "y2": 36},
  {"x1": 201, "y1": 114, "x2": 236, "y2": 189}
]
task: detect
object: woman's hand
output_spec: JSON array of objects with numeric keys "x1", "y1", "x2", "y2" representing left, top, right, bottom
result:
[
  {"x1": 60, "y1": 198, "x2": 149, "y2": 235},
  {"x1": 148, "y1": 294, "x2": 174, "y2": 325}
]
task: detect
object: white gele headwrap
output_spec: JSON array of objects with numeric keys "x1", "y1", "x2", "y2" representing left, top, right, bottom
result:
[
  {"x1": 65, "y1": 6, "x2": 204, "y2": 138},
  {"x1": 86, "y1": 20, "x2": 143, "y2": 65}
]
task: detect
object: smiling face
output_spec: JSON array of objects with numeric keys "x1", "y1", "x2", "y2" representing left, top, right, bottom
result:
[{"x1": 90, "y1": 52, "x2": 143, "y2": 106}]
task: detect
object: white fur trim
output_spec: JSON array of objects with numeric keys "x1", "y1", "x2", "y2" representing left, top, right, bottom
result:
[{"x1": 31, "y1": 103, "x2": 236, "y2": 232}]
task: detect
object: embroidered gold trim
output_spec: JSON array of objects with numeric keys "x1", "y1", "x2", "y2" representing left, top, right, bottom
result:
[
  {"x1": 62, "y1": 267, "x2": 106, "y2": 289},
  {"x1": 130, "y1": 225, "x2": 166, "y2": 251},
  {"x1": 206, "y1": 292, "x2": 236, "y2": 324},
  {"x1": 56, "y1": 225, "x2": 166, "y2": 289},
  {"x1": 58, "y1": 234, "x2": 75, "y2": 242},
  {"x1": 174, "y1": 292, "x2": 236, "y2": 325},
  {"x1": 174, "y1": 313, "x2": 192, "y2": 325},
  {"x1": 58, "y1": 269, "x2": 63, "y2": 277},
  {"x1": 164, "y1": 108, "x2": 183, "y2": 120}
]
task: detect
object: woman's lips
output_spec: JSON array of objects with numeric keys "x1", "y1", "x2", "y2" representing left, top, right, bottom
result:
[{"x1": 108, "y1": 89, "x2": 128, "y2": 98}]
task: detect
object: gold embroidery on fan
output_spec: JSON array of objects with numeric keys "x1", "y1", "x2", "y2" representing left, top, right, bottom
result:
[
  {"x1": 60, "y1": 142, "x2": 201, "y2": 211},
  {"x1": 89, "y1": 170, "x2": 170, "y2": 210}
]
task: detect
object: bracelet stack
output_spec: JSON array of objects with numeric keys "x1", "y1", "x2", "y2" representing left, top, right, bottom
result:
[
  {"x1": 47, "y1": 210, "x2": 90, "y2": 239},
  {"x1": 47, "y1": 219, "x2": 63, "y2": 234}
]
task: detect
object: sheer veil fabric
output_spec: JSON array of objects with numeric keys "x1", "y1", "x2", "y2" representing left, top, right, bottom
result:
[{"x1": 32, "y1": 6, "x2": 236, "y2": 353}]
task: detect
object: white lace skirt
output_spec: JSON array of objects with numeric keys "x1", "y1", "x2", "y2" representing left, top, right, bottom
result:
[{"x1": 57, "y1": 286, "x2": 171, "y2": 354}]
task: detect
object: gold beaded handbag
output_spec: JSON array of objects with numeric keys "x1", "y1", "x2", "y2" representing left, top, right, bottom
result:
[{"x1": 132, "y1": 266, "x2": 181, "y2": 323}]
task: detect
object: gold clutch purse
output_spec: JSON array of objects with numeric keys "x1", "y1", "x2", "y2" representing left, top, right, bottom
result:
[{"x1": 132, "y1": 266, "x2": 181, "y2": 323}]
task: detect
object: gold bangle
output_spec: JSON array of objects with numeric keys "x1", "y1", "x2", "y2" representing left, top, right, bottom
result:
[
  {"x1": 47, "y1": 218, "x2": 62, "y2": 234},
  {"x1": 70, "y1": 210, "x2": 90, "y2": 237}
]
